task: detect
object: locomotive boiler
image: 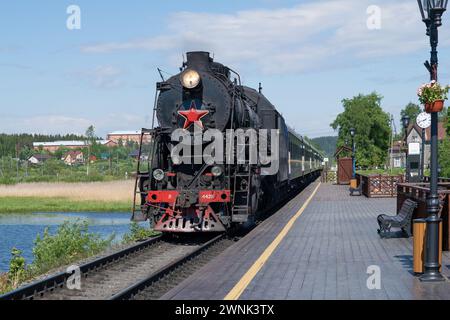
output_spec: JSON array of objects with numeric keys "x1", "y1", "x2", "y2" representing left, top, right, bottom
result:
[{"x1": 132, "y1": 51, "x2": 323, "y2": 233}]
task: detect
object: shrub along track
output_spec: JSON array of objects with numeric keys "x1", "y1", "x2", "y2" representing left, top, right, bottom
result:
[{"x1": 0, "y1": 234, "x2": 231, "y2": 300}]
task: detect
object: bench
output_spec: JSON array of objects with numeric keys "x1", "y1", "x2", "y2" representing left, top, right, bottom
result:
[{"x1": 377, "y1": 199, "x2": 417, "y2": 238}]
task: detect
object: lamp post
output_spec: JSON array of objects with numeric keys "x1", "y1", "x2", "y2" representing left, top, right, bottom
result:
[
  {"x1": 401, "y1": 115, "x2": 410, "y2": 181},
  {"x1": 421, "y1": 127, "x2": 426, "y2": 181},
  {"x1": 350, "y1": 128, "x2": 356, "y2": 179},
  {"x1": 417, "y1": 0, "x2": 447, "y2": 282}
]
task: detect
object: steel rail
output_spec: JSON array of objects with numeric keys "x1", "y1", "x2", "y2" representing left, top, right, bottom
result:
[
  {"x1": 0, "y1": 235, "x2": 163, "y2": 301},
  {"x1": 110, "y1": 233, "x2": 225, "y2": 300}
]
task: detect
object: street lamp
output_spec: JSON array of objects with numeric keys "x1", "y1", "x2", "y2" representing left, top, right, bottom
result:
[
  {"x1": 349, "y1": 128, "x2": 356, "y2": 179},
  {"x1": 417, "y1": 0, "x2": 447, "y2": 282},
  {"x1": 401, "y1": 115, "x2": 411, "y2": 132},
  {"x1": 401, "y1": 115, "x2": 410, "y2": 176}
]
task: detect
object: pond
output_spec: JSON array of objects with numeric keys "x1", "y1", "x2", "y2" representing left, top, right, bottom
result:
[{"x1": 0, "y1": 212, "x2": 142, "y2": 273}]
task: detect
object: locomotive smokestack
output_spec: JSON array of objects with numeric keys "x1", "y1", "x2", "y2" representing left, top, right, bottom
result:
[{"x1": 186, "y1": 51, "x2": 212, "y2": 71}]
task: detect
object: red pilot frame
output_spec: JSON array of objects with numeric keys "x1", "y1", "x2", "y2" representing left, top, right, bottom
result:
[
  {"x1": 147, "y1": 190, "x2": 231, "y2": 233},
  {"x1": 199, "y1": 190, "x2": 231, "y2": 203},
  {"x1": 147, "y1": 191, "x2": 179, "y2": 204},
  {"x1": 146, "y1": 190, "x2": 230, "y2": 204}
]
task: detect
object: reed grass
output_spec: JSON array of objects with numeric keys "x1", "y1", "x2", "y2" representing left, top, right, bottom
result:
[{"x1": 0, "y1": 180, "x2": 134, "y2": 202}]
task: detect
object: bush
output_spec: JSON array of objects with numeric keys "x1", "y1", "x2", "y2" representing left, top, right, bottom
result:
[
  {"x1": 29, "y1": 220, "x2": 114, "y2": 275},
  {"x1": 8, "y1": 248, "x2": 27, "y2": 288},
  {"x1": 0, "y1": 273, "x2": 9, "y2": 294},
  {"x1": 0, "y1": 221, "x2": 115, "y2": 294},
  {"x1": 122, "y1": 222, "x2": 159, "y2": 243}
]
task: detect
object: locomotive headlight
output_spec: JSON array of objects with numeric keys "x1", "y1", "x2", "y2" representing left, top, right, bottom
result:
[
  {"x1": 153, "y1": 169, "x2": 165, "y2": 181},
  {"x1": 180, "y1": 69, "x2": 201, "y2": 89},
  {"x1": 211, "y1": 166, "x2": 223, "y2": 177}
]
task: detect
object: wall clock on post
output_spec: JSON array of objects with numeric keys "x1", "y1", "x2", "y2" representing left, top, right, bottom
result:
[{"x1": 416, "y1": 112, "x2": 431, "y2": 129}]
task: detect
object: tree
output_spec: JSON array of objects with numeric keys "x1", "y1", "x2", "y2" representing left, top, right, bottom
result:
[
  {"x1": 85, "y1": 125, "x2": 96, "y2": 142},
  {"x1": 400, "y1": 103, "x2": 421, "y2": 129},
  {"x1": 19, "y1": 145, "x2": 33, "y2": 161},
  {"x1": 439, "y1": 137, "x2": 450, "y2": 177},
  {"x1": 446, "y1": 107, "x2": 450, "y2": 136},
  {"x1": 330, "y1": 92, "x2": 391, "y2": 167},
  {"x1": 85, "y1": 125, "x2": 96, "y2": 176}
]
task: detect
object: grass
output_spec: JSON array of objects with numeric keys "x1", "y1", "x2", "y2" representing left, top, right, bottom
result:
[
  {"x1": 0, "y1": 273, "x2": 9, "y2": 294},
  {"x1": 0, "y1": 197, "x2": 131, "y2": 213}
]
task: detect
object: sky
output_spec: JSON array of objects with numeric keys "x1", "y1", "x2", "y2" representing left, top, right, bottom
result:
[{"x1": 1, "y1": 0, "x2": 450, "y2": 139}]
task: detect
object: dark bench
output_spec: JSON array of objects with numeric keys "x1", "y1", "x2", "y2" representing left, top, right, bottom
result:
[{"x1": 377, "y1": 199, "x2": 417, "y2": 238}]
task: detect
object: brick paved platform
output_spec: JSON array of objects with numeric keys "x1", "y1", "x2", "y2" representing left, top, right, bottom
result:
[{"x1": 162, "y1": 182, "x2": 450, "y2": 300}]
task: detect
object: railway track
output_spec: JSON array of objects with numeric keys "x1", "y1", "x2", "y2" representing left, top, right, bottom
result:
[{"x1": 0, "y1": 233, "x2": 231, "y2": 300}]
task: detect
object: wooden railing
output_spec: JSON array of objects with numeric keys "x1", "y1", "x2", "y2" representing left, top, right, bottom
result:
[
  {"x1": 321, "y1": 170, "x2": 337, "y2": 183},
  {"x1": 423, "y1": 177, "x2": 450, "y2": 183},
  {"x1": 356, "y1": 174, "x2": 404, "y2": 198},
  {"x1": 397, "y1": 182, "x2": 450, "y2": 251}
]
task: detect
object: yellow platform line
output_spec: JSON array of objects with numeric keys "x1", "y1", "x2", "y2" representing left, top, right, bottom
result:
[{"x1": 224, "y1": 182, "x2": 321, "y2": 300}]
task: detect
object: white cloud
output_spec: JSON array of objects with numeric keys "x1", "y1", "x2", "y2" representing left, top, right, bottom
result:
[
  {"x1": 80, "y1": 0, "x2": 442, "y2": 75},
  {"x1": 0, "y1": 114, "x2": 150, "y2": 137},
  {"x1": 67, "y1": 65, "x2": 124, "y2": 89},
  {"x1": 0, "y1": 115, "x2": 93, "y2": 135}
]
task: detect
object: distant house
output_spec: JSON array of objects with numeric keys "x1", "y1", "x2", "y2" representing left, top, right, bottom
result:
[
  {"x1": 28, "y1": 154, "x2": 52, "y2": 165},
  {"x1": 62, "y1": 151, "x2": 84, "y2": 166},
  {"x1": 389, "y1": 122, "x2": 446, "y2": 169},
  {"x1": 407, "y1": 122, "x2": 446, "y2": 168},
  {"x1": 388, "y1": 141, "x2": 406, "y2": 169},
  {"x1": 107, "y1": 131, "x2": 151, "y2": 145},
  {"x1": 33, "y1": 141, "x2": 88, "y2": 153},
  {"x1": 97, "y1": 140, "x2": 118, "y2": 148},
  {"x1": 33, "y1": 140, "x2": 117, "y2": 153}
]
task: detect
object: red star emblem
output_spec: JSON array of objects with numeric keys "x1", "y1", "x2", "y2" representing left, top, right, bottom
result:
[{"x1": 178, "y1": 101, "x2": 209, "y2": 129}]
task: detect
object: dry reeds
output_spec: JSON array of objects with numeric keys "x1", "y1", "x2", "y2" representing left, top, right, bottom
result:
[{"x1": 0, "y1": 180, "x2": 134, "y2": 202}]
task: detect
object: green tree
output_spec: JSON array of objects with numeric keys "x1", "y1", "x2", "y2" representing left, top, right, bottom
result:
[
  {"x1": 446, "y1": 107, "x2": 450, "y2": 136},
  {"x1": 331, "y1": 92, "x2": 391, "y2": 167},
  {"x1": 400, "y1": 103, "x2": 421, "y2": 129},
  {"x1": 85, "y1": 125, "x2": 96, "y2": 142},
  {"x1": 439, "y1": 137, "x2": 450, "y2": 177},
  {"x1": 85, "y1": 125, "x2": 96, "y2": 176},
  {"x1": 18, "y1": 145, "x2": 33, "y2": 161}
]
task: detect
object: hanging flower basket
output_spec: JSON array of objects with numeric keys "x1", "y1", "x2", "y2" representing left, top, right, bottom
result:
[
  {"x1": 417, "y1": 81, "x2": 449, "y2": 114},
  {"x1": 425, "y1": 99, "x2": 445, "y2": 113}
]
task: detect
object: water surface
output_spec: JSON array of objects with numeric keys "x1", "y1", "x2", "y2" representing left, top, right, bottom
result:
[{"x1": 0, "y1": 212, "x2": 140, "y2": 272}]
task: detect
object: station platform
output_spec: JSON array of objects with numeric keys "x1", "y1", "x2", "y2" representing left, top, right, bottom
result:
[{"x1": 161, "y1": 181, "x2": 450, "y2": 300}]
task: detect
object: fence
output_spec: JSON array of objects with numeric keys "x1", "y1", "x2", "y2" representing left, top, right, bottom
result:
[
  {"x1": 356, "y1": 173, "x2": 404, "y2": 198},
  {"x1": 321, "y1": 170, "x2": 337, "y2": 184},
  {"x1": 423, "y1": 177, "x2": 450, "y2": 183}
]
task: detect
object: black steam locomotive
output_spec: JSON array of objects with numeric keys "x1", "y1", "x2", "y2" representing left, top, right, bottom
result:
[{"x1": 132, "y1": 52, "x2": 323, "y2": 233}]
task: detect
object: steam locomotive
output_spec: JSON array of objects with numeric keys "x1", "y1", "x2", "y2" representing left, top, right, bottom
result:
[{"x1": 132, "y1": 52, "x2": 323, "y2": 233}]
